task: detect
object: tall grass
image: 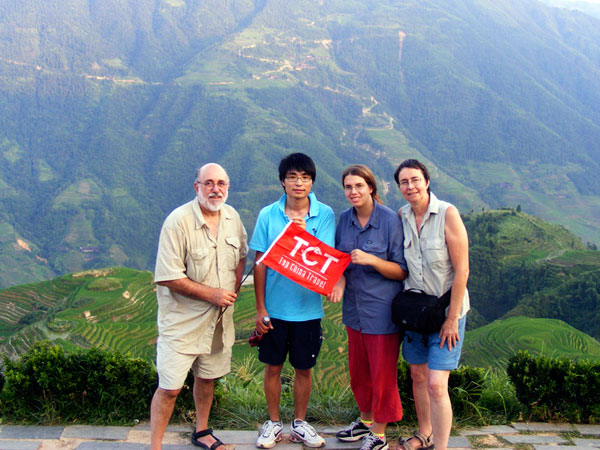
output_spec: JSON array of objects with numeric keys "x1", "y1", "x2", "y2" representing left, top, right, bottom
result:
[
  {"x1": 452, "y1": 368, "x2": 523, "y2": 426},
  {"x1": 207, "y1": 356, "x2": 358, "y2": 429},
  {"x1": 188, "y1": 358, "x2": 523, "y2": 430}
]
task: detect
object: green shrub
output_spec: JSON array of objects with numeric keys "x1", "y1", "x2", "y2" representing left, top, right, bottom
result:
[
  {"x1": 507, "y1": 350, "x2": 600, "y2": 423},
  {"x1": 397, "y1": 360, "x2": 416, "y2": 421},
  {"x1": 18, "y1": 310, "x2": 46, "y2": 325},
  {"x1": 1, "y1": 341, "x2": 157, "y2": 424}
]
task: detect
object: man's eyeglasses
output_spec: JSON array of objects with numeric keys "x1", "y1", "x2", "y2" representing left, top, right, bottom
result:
[
  {"x1": 198, "y1": 180, "x2": 230, "y2": 189},
  {"x1": 285, "y1": 175, "x2": 312, "y2": 184}
]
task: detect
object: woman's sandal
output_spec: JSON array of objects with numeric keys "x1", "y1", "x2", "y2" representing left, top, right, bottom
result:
[
  {"x1": 398, "y1": 430, "x2": 434, "y2": 450},
  {"x1": 191, "y1": 427, "x2": 225, "y2": 450}
]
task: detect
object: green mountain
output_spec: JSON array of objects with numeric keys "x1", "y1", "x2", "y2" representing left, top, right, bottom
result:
[
  {"x1": 1, "y1": 0, "x2": 600, "y2": 288},
  {"x1": 464, "y1": 209, "x2": 600, "y2": 340},
  {"x1": 461, "y1": 316, "x2": 600, "y2": 370}
]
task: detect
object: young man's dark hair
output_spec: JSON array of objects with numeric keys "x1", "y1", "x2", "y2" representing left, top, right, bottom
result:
[{"x1": 278, "y1": 152, "x2": 317, "y2": 183}]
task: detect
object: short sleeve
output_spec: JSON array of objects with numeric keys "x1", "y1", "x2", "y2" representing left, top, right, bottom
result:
[
  {"x1": 237, "y1": 215, "x2": 249, "y2": 259},
  {"x1": 249, "y1": 208, "x2": 269, "y2": 252},
  {"x1": 316, "y1": 206, "x2": 335, "y2": 247},
  {"x1": 388, "y1": 213, "x2": 408, "y2": 271},
  {"x1": 154, "y1": 221, "x2": 189, "y2": 283}
]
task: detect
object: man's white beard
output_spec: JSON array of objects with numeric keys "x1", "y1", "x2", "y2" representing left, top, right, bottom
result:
[{"x1": 197, "y1": 188, "x2": 227, "y2": 212}]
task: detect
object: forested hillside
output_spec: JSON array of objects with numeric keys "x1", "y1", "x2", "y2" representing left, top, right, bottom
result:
[
  {"x1": 1, "y1": 0, "x2": 599, "y2": 287},
  {"x1": 465, "y1": 209, "x2": 600, "y2": 339}
]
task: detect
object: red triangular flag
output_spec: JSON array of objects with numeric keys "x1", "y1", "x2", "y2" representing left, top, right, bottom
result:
[{"x1": 257, "y1": 222, "x2": 350, "y2": 295}]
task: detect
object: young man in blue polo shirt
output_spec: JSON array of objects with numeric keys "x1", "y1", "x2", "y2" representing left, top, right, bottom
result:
[{"x1": 250, "y1": 153, "x2": 335, "y2": 449}]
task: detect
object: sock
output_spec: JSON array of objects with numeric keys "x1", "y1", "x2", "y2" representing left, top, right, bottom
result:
[
  {"x1": 372, "y1": 431, "x2": 385, "y2": 440},
  {"x1": 361, "y1": 418, "x2": 373, "y2": 426}
]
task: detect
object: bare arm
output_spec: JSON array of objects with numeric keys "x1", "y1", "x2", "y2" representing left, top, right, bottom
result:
[
  {"x1": 235, "y1": 257, "x2": 246, "y2": 290},
  {"x1": 157, "y1": 278, "x2": 237, "y2": 308},
  {"x1": 439, "y1": 205, "x2": 469, "y2": 350},
  {"x1": 253, "y1": 252, "x2": 273, "y2": 334},
  {"x1": 350, "y1": 249, "x2": 407, "y2": 280}
]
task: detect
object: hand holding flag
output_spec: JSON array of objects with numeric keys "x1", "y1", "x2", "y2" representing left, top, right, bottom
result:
[{"x1": 257, "y1": 221, "x2": 350, "y2": 296}]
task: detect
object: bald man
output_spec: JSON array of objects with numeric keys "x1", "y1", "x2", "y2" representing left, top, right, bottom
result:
[{"x1": 150, "y1": 163, "x2": 248, "y2": 450}]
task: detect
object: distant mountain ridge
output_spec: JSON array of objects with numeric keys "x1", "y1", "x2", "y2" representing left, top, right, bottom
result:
[
  {"x1": 540, "y1": 0, "x2": 600, "y2": 18},
  {"x1": 1, "y1": 0, "x2": 599, "y2": 287}
]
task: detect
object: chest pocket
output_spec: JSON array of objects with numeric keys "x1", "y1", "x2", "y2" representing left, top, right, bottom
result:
[
  {"x1": 187, "y1": 247, "x2": 211, "y2": 282},
  {"x1": 361, "y1": 241, "x2": 388, "y2": 273},
  {"x1": 421, "y1": 238, "x2": 448, "y2": 265},
  {"x1": 337, "y1": 242, "x2": 353, "y2": 254},
  {"x1": 361, "y1": 240, "x2": 388, "y2": 258},
  {"x1": 224, "y1": 236, "x2": 241, "y2": 270}
]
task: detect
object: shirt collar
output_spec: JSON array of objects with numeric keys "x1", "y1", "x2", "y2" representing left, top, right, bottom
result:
[
  {"x1": 350, "y1": 201, "x2": 382, "y2": 229},
  {"x1": 277, "y1": 192, "x2": 319, "y2": 218},
  {"x1": 401, "y1": 191, "x2": 440, "y2": 223},
  {"x1": 423, "y1": 192, "x2": 440, "y2": 222}
]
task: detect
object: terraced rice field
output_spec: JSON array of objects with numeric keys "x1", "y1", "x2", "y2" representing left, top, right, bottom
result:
[
  {"x1": 56, "y1": 269, "x2": 158, "y2": 360},
  {"x1": 0, "y1": 277, "x2": 79, "y2": 333},
  {"x1": 0, "y1": 268, "x2": 158, "y2": 360},
  {"x1": 461, "y1": 316, "x2": 600, "y2": 370}
]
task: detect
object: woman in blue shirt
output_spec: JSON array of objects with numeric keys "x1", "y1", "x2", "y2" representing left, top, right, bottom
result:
[{"x1": 328, "y1": 165, "x2": 408, "y2": 450}]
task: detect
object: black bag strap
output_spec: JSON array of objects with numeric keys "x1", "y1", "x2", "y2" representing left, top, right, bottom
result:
[{"x1": 404, "y1": 288, "x2": 426, "y2": 295}]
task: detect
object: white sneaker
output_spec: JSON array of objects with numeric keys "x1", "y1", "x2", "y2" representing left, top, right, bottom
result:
[
  {"x1": 289, "y1": 419, "x2": 325, "y2": 448},
  {"x1": 256, "y1": 420, "x2": 283, "y2": 449}
]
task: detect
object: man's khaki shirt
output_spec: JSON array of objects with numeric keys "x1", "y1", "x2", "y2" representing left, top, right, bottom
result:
[{"x1": 154, "y1": 199, "x2": 248, "y2": 354}]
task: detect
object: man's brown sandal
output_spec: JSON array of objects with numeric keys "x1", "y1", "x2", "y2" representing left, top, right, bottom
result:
[
  {"x1": 191, "y1": 428, "x2": 225, "y2": 450},
  {"x1": 398, "y1": 430, "x2": 434, "y2": 450}
]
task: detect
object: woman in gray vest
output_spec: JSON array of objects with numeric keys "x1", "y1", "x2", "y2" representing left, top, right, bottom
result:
[{"x1": 394, "y1": 159, "x2": 470, "y2": 450}]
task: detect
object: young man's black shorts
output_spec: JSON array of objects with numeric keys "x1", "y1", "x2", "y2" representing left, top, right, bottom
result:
[{"x1": 258, "y1": 318, "x2": 322, "y2": 370}]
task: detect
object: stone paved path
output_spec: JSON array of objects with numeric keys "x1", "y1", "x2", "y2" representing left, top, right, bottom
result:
[{"x1": 0, "y1": 423, "x2": 599, "y2": 450}]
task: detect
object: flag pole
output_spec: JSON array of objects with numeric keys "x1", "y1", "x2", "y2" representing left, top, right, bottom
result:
[{"x1": 216, "y1": 262, "x2": 257, "y2": 323}]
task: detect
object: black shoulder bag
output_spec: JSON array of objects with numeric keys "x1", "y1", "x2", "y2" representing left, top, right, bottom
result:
[{"x1": 391, "y1": 289, "x2": 451, "y2": 334}]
